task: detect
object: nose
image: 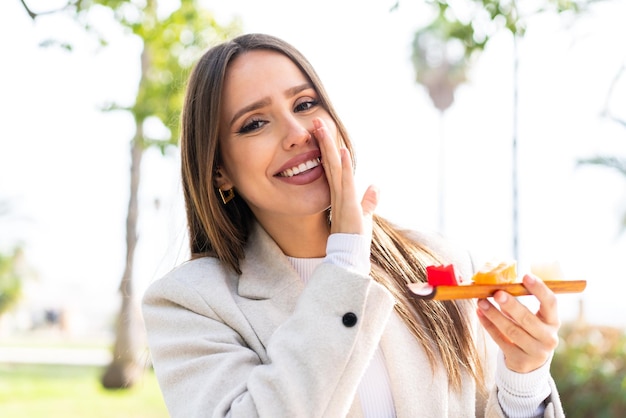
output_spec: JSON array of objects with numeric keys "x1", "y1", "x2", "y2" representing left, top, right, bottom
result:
[{"x1": 281, "y1": 114, "x2": 312, "y2": 149}]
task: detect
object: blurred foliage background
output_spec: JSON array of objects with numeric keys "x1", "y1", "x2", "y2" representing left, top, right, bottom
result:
[{"x1": 553, "y1": 318, "x2": 626, "y2": 417}]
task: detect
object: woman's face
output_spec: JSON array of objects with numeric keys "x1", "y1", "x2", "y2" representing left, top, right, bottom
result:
[{"x1": 217, "y1": 50, "x2": 338, "y2": 229}]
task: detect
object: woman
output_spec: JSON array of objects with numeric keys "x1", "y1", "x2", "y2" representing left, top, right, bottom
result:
[{"x1": 142, "y1": 33, "x2": 564, "y2": 417}]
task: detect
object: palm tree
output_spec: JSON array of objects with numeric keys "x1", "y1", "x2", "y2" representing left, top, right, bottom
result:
[
  {"x1": 412, "y1": 20, "x2": 471, "y2": 234},
  {"x1": 409, "y1": 0, "x2": 593, "y2": 259}
]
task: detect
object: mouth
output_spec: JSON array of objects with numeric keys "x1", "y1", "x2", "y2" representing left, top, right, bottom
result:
[{"x1": 276, "y1": 157, "x2": 321, "y2": 178}]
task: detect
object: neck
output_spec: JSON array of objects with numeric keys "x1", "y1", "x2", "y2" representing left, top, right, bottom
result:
[{"x1": 257, "y1": 212, "x2": 330, "y2": 258}]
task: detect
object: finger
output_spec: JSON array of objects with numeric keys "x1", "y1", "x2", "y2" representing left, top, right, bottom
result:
[
  {"x1": 477, "y1": 305, "x2": 538, "y2": 373},
  {"x1": 491, "y1": 290, "x2": 558, "y2": 355},
  {"x1": 476, "y1": 299, "x2": 522, "y2": 353},
  {"x1": 330, "y1": 148, "x2": 361, "y2": 234},
  {"x1": 522, "y1": 274, "x2": 560, "y2": 326},
  {"x1": 359, "y1": 184, "x2": 379, "y2": 239},
  {"x1": 477, "y1": 296, "x2": 549, "y2": 372},
  {"x1": 313, "y1": 118, "x2": 343, "y2": 217},
  {"x1": 339, "y1": 146, "x2": 356, "y2": 193},
  {"x1": 361, "y1": 184, "x2": 379, "y2": 218},
  {"x1": 313, "y1": 118, "x2": 341, "y2": 186}
]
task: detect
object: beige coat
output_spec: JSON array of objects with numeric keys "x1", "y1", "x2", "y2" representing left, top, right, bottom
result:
[{"x1": 142, "y1": 223, "x2": 564, "y2": 417}]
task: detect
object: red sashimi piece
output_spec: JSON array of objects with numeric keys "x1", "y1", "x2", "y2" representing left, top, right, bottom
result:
[{"x1": 426, "y1": 264, "x2": 461, "y2": 286}]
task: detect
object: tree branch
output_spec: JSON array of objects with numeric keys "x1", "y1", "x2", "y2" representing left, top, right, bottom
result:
[
  {"x1": 602, "y1": 61, "x2": 625, "y2": 114},
  {"x1": 19, "y1": 0, "x2": 76, "y2": 20},
  {"x1": 19, "y1": 0, "x2": 36, "y2": 19},
  {"x1": 600, "y1": 60, "x2": 626, "y2": 129},
  {"x1": 605, "y1": 113, "x2": 626, "y2": 129}
]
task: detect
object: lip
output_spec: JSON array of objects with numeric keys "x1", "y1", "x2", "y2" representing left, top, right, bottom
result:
[
  {"x1": 274, "y1": 150, "x2": 322, "y2": 176},
  {"x1": 274, "y1": 149, "x2": 324, "y2": 186}
]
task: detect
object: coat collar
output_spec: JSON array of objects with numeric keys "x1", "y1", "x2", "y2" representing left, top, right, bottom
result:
[
  {"x1": 238, "y1": 222, "x2": 304, "y2": 299},
  {"x1": 236, "y1": 222, "x2": 305, "y2": 348}
]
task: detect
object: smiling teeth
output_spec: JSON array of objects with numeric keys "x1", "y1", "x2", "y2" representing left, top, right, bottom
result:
[{"x1": 279, "y1": 158, "x2": 321, "y2": 177}]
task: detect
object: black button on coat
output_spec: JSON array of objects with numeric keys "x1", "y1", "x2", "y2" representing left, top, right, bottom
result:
[{"x1": 342, "y1": 312, "x2": 358, "y2": 327}]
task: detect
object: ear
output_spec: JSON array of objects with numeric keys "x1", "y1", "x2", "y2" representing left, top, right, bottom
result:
[{"x1": 213, "y1": 166, "x2": 234, "y2": 190}]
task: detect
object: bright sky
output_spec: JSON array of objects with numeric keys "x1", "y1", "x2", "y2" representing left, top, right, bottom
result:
[{"x1": 1, "y1": 0, "x2": 625, "y2": 333}]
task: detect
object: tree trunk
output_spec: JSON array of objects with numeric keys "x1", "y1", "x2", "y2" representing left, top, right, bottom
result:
[
  {"x1": 101, "y1": 33, "x2": 153, "y2": 389},
  {"x1": 101, "y1": 135, "x2": 145, "y2": 389}
]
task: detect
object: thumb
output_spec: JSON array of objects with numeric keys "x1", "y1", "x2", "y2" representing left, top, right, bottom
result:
[{"x1": 361, "y1": 185, "x2": 379, "y2": 219}]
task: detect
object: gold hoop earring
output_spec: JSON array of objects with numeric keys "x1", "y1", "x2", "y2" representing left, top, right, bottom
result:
[{"x1": 219, "y1": 188, "x2": 235, "y2": 204}]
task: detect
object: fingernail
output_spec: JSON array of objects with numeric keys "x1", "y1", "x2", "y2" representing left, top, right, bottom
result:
[
  {"x1": 525, "y1": 274, "x2": 536, "y2": 285},
  {"x1": 495, "y1": 291, "x2": 508, "y2": 304},
  {"x1": 478, "y1": 299, "x2": 490, "y2": 311}
]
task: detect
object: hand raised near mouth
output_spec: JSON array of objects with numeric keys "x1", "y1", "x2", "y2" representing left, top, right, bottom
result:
[{"x1": 313, "y1": 117, "x2": 379, "y2": 238}]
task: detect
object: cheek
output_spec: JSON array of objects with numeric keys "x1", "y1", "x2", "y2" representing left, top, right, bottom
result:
[{"x1": 222, "y1": 145, "x2": 268, "y2": 187}]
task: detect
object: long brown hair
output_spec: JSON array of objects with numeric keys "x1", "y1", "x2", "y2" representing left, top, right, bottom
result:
[{"x1": 180, "y1": 33, "x2": 483, "y2": 391}]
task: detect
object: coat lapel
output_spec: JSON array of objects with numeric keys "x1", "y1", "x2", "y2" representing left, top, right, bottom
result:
[{"x1": 236, "y1": 223, "x2": 304, "y2": 353}]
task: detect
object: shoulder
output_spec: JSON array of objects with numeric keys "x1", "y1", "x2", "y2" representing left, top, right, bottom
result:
[
  {"x1": 161, "y1": 256, "x2": 226, "y2": 282},
  {"x1": 154, "y1": 256, "x2": 228, "y2": 287},
  {"x1": 142, "y1": 256, "x2": 237, "y2": 312}
]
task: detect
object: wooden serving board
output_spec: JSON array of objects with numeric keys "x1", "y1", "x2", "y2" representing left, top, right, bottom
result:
[{"x1": 407, "y1": 280, "x2": 587, "y2": 301}]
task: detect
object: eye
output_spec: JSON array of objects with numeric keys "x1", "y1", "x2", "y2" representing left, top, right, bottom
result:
[
  {"x1": 237, "y1": 118, "x2": 267, "y2": 134},
  {"x1": 294, "y1": 98, "x2": 319, "y2": 113}
]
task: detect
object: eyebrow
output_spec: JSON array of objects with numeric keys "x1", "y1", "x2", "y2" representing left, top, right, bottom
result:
[
  {"x1": 229, "y1": 82, "x2": 314, "y2": 128},
  {"x1": 284, "y1": 82, "x2": 312, "y2": 98},
  {"x1": 229, "y1": 98, "x2": 271, "y2": 128}
]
